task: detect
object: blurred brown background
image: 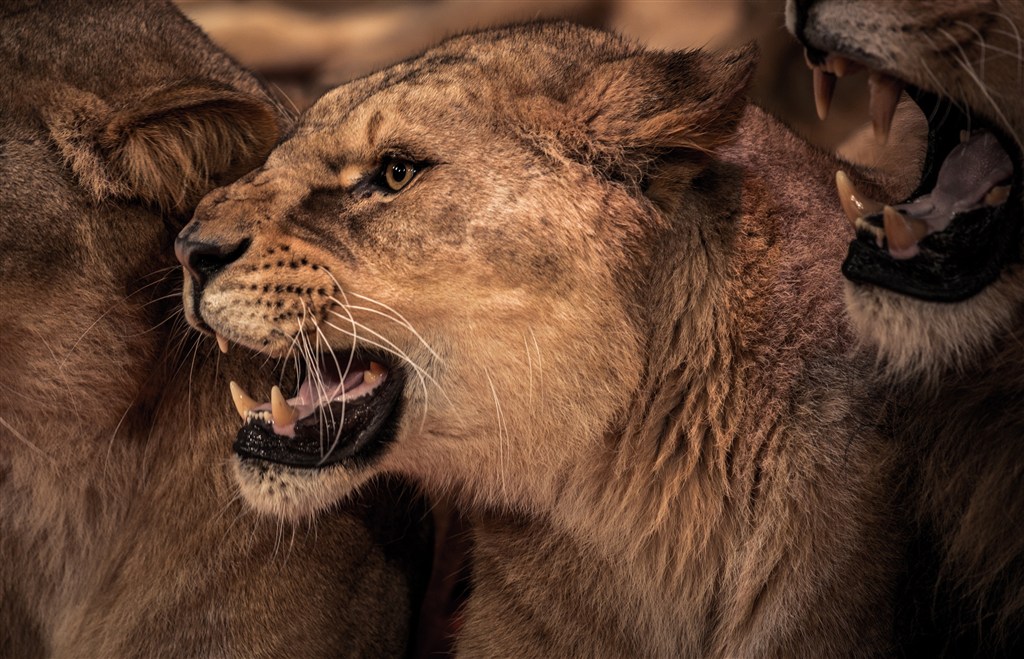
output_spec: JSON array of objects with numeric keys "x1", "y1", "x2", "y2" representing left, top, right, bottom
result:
[{"x1": 176, "y1": 0, "x2": 885, "y2": 154}]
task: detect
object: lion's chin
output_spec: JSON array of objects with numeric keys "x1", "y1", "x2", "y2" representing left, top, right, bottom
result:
[
  {"x1": 232, "y1": 457, "x2": 374, "y2": 522},
  {"x1": 844, "y1": 275, "x2": 1024, "y2": 381}
]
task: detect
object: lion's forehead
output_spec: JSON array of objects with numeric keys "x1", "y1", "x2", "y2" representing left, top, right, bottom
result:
[{"x1": 293, "y1": 24, "x2": 639, "y2": 153}]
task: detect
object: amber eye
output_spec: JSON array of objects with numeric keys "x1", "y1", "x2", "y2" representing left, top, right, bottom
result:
[{"x1": 382, "y1": 158, "x2": 417, "y2": 191}]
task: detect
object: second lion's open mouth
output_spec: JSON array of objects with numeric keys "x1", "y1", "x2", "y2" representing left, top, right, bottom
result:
[
  {"x1": 806, "y1": 52, "x2": 1023, "y2": 302},
  {"x1": 228, "y1": 351, "x2": 404, "y2": 469}
]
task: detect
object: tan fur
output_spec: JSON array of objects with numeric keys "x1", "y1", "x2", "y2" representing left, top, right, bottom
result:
[
  {"x1": 180, "y1": 24, "x2": 900, "y2": 656},
  {"x1": 0, "y1": 2, "x2": 427, "y2": 657},
  {"x1": 789, "y1": 0, "x2": 1024, "y2": 652}
]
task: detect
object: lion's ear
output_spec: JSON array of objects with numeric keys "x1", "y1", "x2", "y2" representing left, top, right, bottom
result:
[
  {"x1": 571, "y1": 43, "x2": 757, "y2": 175},
  {"x1": 46, "y1": 83, "x2": 280, "y2": 212}
]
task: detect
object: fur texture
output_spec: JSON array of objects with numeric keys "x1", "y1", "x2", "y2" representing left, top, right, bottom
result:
[
  {"x1": 0, "y1": 2, "x2": 428, "y2": 657},
  {"x1": 179, "y1": 23, "x2": 904, "y2": 657},
  {"x1": 788, "y1": 0, "x2": 1024, "y2": 654}
]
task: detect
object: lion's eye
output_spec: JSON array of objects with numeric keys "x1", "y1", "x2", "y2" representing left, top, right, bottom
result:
[{"x1": 381, "y1": 157, "x2": 418, "y2": 192}]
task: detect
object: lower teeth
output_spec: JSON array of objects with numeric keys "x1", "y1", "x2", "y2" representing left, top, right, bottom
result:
[{"x1": 247, "y1": 410, "x2": 272, "y2": 424}]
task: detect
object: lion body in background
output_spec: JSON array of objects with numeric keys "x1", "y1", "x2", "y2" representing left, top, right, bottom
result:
[
  {"x1": 789, "y1": 0, "x2": 1024, "y2": 654},
  {"x1": 0, "y1": 2, "x2": 427, "y2": 656}
]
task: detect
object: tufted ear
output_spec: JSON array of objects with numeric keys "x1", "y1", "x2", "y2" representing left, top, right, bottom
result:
[
  {"x1": 568, "y1": 43, "x2": 757, "y2": 180},
  {"x1": 45, "y1": 82, "x2": 280, "y2": 213}
]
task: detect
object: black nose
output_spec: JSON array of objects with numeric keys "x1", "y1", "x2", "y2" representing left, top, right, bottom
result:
[{"x1": 174, "y1": 233, "x2": 250, "y2": 287}]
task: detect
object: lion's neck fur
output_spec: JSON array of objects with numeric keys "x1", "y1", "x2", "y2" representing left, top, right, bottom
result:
[
  {"x1": 488, "y1": 107, "x2": 859, "y2": 549},
  {"x1": 457, "y1": 107, "x2": 896, "y2": 655},
  {"x1": 568, "y1": 109, "x2": 857, "y2": 565}
]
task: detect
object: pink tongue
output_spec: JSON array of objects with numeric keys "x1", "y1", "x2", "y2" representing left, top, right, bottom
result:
[
  {"x1": 894, "y1": 131, "x2": 1013, "y2": 232},
  {"x1": 293, "y1": 368, "x2": 364, "y2": 407},
  {"x1": 270, "y1": 368, "x2": 365, "y2": 437}
]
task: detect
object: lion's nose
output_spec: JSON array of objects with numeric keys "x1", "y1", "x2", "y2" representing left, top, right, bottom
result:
[{"x1": 174, "y1": 229, "x2": 250, "y2": 287}]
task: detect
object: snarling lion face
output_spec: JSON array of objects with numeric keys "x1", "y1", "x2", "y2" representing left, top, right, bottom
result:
[
  {"x1": 787, "y1": 0, "x2": 1024, "y2": 374},
  {"x1": 177, "y1": 23, "x2": 753, "y2": 519}
]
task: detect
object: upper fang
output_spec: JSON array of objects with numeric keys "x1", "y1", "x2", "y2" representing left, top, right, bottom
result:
[
  {"x1": 868, "y1": 71, "x2": 903, "y2": 145},
  {"x1": 813, "y1": 67, "x2": 836, "y2": 121},
  {"x1": 229, "y1": 381, "x2": 258, "y2": 421}
]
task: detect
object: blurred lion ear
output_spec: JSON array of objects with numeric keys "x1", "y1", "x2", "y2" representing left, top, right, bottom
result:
[
  {"x1": 46, "y1": 82, "x2": 280, "y2": 211},
  {"x1": 570, "y1": 43, "x2": 757, "y2": 176}
]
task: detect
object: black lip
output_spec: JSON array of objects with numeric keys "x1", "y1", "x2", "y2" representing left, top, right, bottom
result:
[
  {"x1": 844, "y1": 202, "x2": 1019, "y2": 302},
  {"x1": 842, "y1": 89, "x2": 1023, "y2": 302},
  {"x1": 234, "y1": 364, "x2": 405, "y2": 469}
]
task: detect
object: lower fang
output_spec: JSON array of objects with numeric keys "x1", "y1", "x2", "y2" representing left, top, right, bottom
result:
[
  {"x1": 836, "y1": 170, "x2": 883, "y2": 227},
  {"x1": 229, "y1": 381, "x2": 258, "y2": 421},
  {"x1": 883, "y1": 206, "x2": 927, "y2": 257},
  {"x1": 985, "y1": 185, "x2": 1011, "y2": 206},
  {"x1": 271, "y1": 385, "x2": 299, "y2": 425}
]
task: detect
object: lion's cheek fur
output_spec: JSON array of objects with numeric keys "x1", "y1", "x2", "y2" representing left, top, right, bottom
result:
[{"x1": 248, "y1": 288, "x2": 644, "y2": 517}]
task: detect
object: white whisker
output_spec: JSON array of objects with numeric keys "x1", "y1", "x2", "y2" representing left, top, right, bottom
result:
[
  {"x1": 941, "y1": 27, "x2": 1021, "y2": 146},
  {"x1": 484, "y1": 367, "x2": 509, "y2": 498},
  {"x1": 322, "y1": 319, "x2": 433, "y2": 431}
]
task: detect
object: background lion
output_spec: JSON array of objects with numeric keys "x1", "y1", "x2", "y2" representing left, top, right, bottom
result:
[
  {"x1": 788, "y1": 0, "x2": 1024, "y2": 654},
  {"x1": 0, "y1": 1, "x2": 429, "y2": 656}
]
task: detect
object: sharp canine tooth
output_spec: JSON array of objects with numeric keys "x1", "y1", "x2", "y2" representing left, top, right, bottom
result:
[
  {"x1": 883, "y1": 206, "x2": 928, "y2": 252},
  {"x1": 364, "y1": 362, "x2": 386, "y2": 385},
  {"x1": 813, "y1": 67, "x2": 837, "y2": 121},
  {"x1": 831, "y1": 56, "x2": 849, "y2": 77},
  {"x1": 229, "y1": 381, "x2": 259, "y2": 421},
  {"x1": 868, "y1": 72, "x2": 902, "y2": 145},
  {"x1": 836, "y1": 170, "x2": 884, "y2": 227},
  {"x1": 271, "y1": 386, "x2": 299, "y2": 426},
  {"x1": 216, "y1": 334, "x2": 229, "y2": 354},
  {"x1": 985, "y1": 185, "x2": 1011, "y2": 206}
]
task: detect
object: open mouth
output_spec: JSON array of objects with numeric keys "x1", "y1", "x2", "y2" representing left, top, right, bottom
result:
[
  {"x1": 228, "y1": 351, "x2": 404, "y2": 469},
  {"x1": 806, "y1": 51, "x2": 1023, "y2": 302}
]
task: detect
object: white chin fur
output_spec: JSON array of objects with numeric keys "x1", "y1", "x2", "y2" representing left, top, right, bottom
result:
[
  {"x1": 232, "y1": 458, "x2": 368, "y2": 522},
  {"x1": 844, "y1": 271, "x2": 1024, "y2": 382}
]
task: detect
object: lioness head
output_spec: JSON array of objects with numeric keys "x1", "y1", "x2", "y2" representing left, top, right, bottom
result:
[
  {"x1": 0, "y1": 0, "x2": 280, "y2": 445},
  {"x1": 787, "y1": 0, "x2": 1024, "y2": 376},
  {"x1": 177, "y1": 23, "x2": 754, "y2": 519}
]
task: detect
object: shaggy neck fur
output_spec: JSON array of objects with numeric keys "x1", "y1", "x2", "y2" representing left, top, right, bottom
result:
[{"x1": 455, "y1": 107, "x2": 898, "y2": 657}]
